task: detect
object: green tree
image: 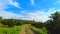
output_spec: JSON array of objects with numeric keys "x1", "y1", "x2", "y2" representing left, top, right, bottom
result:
[
  {"x1": 2, "y1": 19, "x2": 17, "y2": 27},
  {"x1": 46, "y1": 11, "x2": 60, "y2": 34},
  {"x1": 0, "y1": 16, "x2": 2, "y2": 23}
]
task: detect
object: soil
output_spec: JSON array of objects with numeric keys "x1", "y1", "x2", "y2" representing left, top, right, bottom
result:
[{"x1": 20, "y1": 25, "x2": 36, "y2": 34}]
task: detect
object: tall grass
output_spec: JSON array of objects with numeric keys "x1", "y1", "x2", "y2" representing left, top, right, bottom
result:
[
  {"x1": 0, "y1": 23, "x2": 24, "y2": 34},
  {"x1": 30, "y1": 25, "x2": 47, "y2": 34}
]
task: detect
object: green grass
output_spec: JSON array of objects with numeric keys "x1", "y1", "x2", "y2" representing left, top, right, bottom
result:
[
  {"x1": 30, "y1": 25, "x2": 47, "y2": 34},
  {"x1": 0, "y1": 23, "x2": 47, "y2": 34},
  {"x1": 0, "y1": 23, "x2": 24, "y2": 34}
]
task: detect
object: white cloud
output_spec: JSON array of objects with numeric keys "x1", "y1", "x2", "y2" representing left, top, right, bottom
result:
[
  {"x1": 0, "y1": 7, "x2": 58, "y2": 22},
  {"x1": 0, "y1": 0, "x2": 59, "y2": 22},
  {"x1": 30, "y1": 0, "x2": 35, "y2": 5},
  {"x1": 9, "y1": 0, "x2": 21, "y2": 8},
  {"x1": 20, "y1": 8, "x2": 56, "y2": 22},
  {"x1": 0, "y1": 8, "x2": 57, "y2": 22},
  {"x1": 0, "y1": 0, "x2": 22, "y2": 19},
  {"x1": 28, "y1": 12, "x2": 49, "y2": 22},
  {"x1": 0, "y1": 10, "x2": 22, "y2": 19},
  {"x1": 0, "y1": 0, "x2": 21, "y2": 9}
]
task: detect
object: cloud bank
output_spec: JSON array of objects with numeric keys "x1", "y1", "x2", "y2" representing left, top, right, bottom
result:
[
  {"x1": 0, "y1": 0, "x2": 59, "y2": 22},
  {"x1": 20, "y1": 8, "x2": 56, "y2": 22}
]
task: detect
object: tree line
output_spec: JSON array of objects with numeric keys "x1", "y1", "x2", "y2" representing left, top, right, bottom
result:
[{"x1": 0, "y1": 17, "x2": 44, "y2": 28}]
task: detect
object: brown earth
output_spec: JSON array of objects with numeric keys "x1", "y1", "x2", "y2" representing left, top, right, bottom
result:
[{"x1": 20, "y1": 25, "x2": 36, "y2": 34}]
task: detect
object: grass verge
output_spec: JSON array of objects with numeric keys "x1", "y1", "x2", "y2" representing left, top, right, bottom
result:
[
  {"x1": 30, "y1": 25, "x2": 47, "y2": 34},
  {"x1": 0, "y1": 23, "x2": 24, "y2": 34}
]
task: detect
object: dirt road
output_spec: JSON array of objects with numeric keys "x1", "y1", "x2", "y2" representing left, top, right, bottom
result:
[{"x1": 20, "y1": 25, "x2": 36, "y2": 34}]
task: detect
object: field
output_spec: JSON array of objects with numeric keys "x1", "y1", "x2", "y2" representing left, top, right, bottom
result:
[
  {"x1": 0, "y1": 23, "x2": 24, "y2": 34},
  {"x1": 0, "y1": 23, "x2": 47, "y2": 34}
]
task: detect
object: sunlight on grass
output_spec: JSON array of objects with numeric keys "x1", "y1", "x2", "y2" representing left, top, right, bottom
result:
[
  {"x1": 30, "y1": 26, "x2": 47, "y2": 34},
  {"x1": 0, "y1": 23, "x2": 24, "y2": 34}
]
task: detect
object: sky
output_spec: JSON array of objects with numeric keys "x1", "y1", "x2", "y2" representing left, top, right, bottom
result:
[{"x1": 0, "y1": 0, "x2": 60, "y2": 22}]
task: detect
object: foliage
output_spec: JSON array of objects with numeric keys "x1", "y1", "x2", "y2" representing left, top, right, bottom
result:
[
  {"x1": 46, "y1": 11, "x2": 60, "y2": 34},
  {"x1": 31, "y1": 22, "x2": 45, "y2": 28},
  {"x1": 0, "y1": 17, "x2": 2, "y2": 23},
  {"x1": 2, "y1": 19, "x2": 23, "y2": 27}
]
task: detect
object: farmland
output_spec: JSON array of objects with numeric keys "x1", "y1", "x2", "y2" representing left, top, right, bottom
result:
[
  {"x1": 0, "y1": 11, "x2": 60, "y2": 34},
  {"x1": 0, "y1": 19, "x2": 47, "y2": 34}
]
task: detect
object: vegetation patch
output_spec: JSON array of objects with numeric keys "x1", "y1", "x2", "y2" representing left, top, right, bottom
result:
[
  {"x1": 0, "y1": 23, "x2": 24, "y2": 34},
  {"x1": 30, "y1": 26, "x2": 47, "y2": 34}
]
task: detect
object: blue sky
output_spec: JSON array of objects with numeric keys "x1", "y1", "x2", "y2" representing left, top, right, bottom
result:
[{"x1": 0, "y1": 0, "x2": 60, "y2": 22}]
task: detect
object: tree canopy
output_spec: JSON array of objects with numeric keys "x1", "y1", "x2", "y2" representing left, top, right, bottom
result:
[{"x1": 46, "y1": 11, "x2": 60, "y2": 34}]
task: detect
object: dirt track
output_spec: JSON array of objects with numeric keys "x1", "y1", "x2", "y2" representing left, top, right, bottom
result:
[{"x1": 20, "y1": 25, "x2": 35, "y2": 34}]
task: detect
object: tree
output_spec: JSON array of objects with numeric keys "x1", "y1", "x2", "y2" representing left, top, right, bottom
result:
[
  {"x1": 0, "y1": 16, "x2": 2, "y2": 23},
  {"x1": 46, "y1": 11, "x2": 60, "y2": 34},
  {"x1": 2, "y1": 19, "x2": 17, "y2": 27}
]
